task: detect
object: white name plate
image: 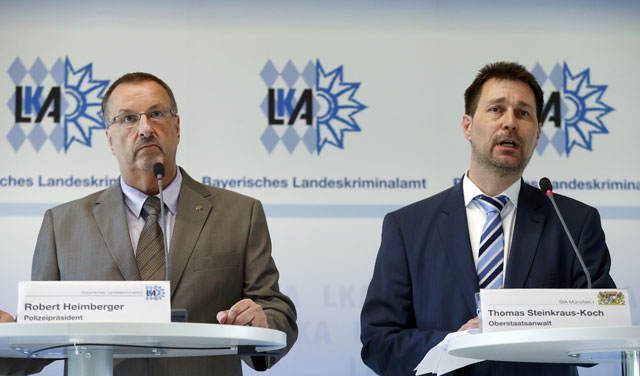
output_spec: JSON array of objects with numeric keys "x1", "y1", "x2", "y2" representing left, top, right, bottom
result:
[
  {"x1": 479, "y1": 289, "x2": 631, "y2": 333},
  {"x1": 17, "y1": 281, "x2": 170, "y2": 323}
]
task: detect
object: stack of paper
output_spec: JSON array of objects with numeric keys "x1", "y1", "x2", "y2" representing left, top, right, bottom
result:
[{"x1": 414, "y1": 330, "x2": 482, "y2": 375}]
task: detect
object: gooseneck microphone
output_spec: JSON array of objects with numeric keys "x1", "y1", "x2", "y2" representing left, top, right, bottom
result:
[
  {"x1": 153, "y1": 164, "x2": 188, "y2": 322},
  {"x1": 539, "y1": 177, "x2": 592, "y2": 289},
  {"x1": 153, "y1": 162, "x2": 170, "y2": 281}
]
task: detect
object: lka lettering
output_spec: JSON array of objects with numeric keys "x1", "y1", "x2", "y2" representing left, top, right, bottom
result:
[
  {"x1": 292, "y1": 177, "x2": 427, "y2": 189},
  {"x1": 38, "y1": 175, "x2": 117, "y2": 187},
  {"x1": 201, "y1": 176, "x2": 428, "y2": 189},
  {"x1": 202, "y1": 176, "x2": 288, "y2": 189},
  {"x1": 0, "y1": 175, "x2": 33, "y2": 187}
]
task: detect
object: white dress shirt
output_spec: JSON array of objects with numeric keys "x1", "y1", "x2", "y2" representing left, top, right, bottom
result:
[
  {"x1": 121, "y1": 168, "x2": 182, "y2": 255},
  {"x1": 463, "y1": 172, "x2": 520, "y2": 277}
]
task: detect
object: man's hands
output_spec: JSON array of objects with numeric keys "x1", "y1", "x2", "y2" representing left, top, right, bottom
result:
[
  {"x1": 457, "y1": 317, "x2": 479, "y2": 331},
  {"x1": 216, "y1": 299, "x2": 268, "y2": 328},
  {"x1": 0, "y1": 310, "x2": 16, "y2": 323}
]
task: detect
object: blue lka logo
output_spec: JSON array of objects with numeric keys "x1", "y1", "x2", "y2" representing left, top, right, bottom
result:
[
  {"x1": 145, "y1": 285, "x2": 166, "y2": 301},
  {"x1": 7, "y1": 57, "x2": 109, "y2": 153},
  {"x1": 260, "y1": 59, "x2": 367, "y2": 154}
]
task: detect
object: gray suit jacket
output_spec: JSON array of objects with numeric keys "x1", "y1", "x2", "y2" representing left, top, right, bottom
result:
[{"x1": 6, "y1": 169, "x2": 296, "y2": 375}]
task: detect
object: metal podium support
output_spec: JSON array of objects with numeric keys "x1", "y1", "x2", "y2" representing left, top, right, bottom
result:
[
  {"x1": 623, "y1": 350, "x2": 640, "y2": 376},
  {"x1": 67, "y1": 346, "x2": 113, "y2": 376}
]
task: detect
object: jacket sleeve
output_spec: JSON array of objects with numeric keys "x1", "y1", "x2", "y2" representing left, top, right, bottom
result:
[
  {"x1": 0, "y1": 211, "x2": 58, "y2": 375},
  {"x1": 572, "y1": 207, "x2": 615, "y2": 289},
  {"x1": 31, "y1": 209, "x2": 61, "y2": 281},
  {"x1": 241, "y1": 200, "x2": 297, "y2": 370},
  {"x1": 360, "y1": 213, "x2": 451, "y2": 375}
]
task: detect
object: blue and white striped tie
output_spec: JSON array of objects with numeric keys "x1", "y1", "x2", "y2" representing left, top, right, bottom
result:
[{"x1": 475, "y1": 195, "x2": 509, "y2": 289}]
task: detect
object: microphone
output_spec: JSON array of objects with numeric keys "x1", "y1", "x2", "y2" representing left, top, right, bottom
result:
[
  {"x1": 153, "y1": 164, "x2": 188, "y2": 322},
  {"x1": 539, "y1": 177, "x2": 592, "y2": 289},
  {"x1": 153, "y1": 162, "x2": 170, "y2": 281}
]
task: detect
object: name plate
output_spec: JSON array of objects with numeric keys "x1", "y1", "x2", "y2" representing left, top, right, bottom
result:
[
  {"x1": 17, "y1": 281, "x2": 170, "y2": 323},
  {"x1": 479, "y1": 289, "x2": 631, "y2": 333}
]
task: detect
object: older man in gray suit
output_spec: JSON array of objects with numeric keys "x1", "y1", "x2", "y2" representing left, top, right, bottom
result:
[{"x1": 0, "y1": 72, "x2": 297, "y2": 375}]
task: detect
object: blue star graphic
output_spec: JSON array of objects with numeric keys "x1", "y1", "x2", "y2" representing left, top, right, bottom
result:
[
  {"x1": 563, "y1": 63, "x2": 613, "y2": 155},
  {"x1": 315, "y1": 60, "x2": 367, "y2": 153},
  {"x1": 63, "y1": 58, "x2": 109, "y2": 151}
]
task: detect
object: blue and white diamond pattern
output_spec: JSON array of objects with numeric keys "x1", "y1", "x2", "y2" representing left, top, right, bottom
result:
[
  {"x1": 6, "y1": 57, "x2": 61, "y2": 152},
  {"x1": 259, "y1": 59, "x2": 317, "y2": 155}
]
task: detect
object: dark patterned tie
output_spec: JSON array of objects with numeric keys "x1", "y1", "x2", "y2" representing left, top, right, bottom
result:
[
  {"x1": 475, "y1": 194, "x2": 509, "y2": 289},
  {"x1": 136, "y1": 196, "x2": 166, "y2": 280}
]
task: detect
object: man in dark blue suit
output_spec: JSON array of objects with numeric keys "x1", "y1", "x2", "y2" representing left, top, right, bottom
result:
[{"x1": 360, "y1": 62, "x2": 615, "y2": 376}]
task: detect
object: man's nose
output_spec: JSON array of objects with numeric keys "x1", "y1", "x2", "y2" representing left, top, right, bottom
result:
[
  {"x1": 137, "y1": 114, "x2": 154, "y2": 138},
  {"x1": 502, "y1": 108, "x2": 517, "y2": 130}
]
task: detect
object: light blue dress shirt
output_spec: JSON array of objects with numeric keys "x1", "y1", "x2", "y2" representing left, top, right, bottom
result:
[{"x1": 121, "y1": 168, "x2": 182, "y2": 255}]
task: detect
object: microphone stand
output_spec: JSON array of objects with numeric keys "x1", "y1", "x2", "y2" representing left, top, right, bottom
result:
[
  {"x1": 540, "y1": 178, "x2": 593, "y2": 289},
  {"x1": 153, "y1": 163, "x2": 187, "y2": 322},
  {"x1": 157, "y1": 177, "x2": 170, "y2": 281}
]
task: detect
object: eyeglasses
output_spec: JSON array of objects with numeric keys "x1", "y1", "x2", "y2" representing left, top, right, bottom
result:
[{"x1": 107, "y1": 108, "x2": 176, "y2": 128}]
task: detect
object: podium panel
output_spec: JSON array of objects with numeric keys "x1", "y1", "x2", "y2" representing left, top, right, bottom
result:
[
  {"x1": 0, "y1": 322, "x2": 286, "y2": 376},
  {"x1": 448, "y1": 326, "x2": 640, "y2": 376}
]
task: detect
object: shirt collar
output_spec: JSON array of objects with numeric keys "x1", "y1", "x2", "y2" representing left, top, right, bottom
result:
[
  {"x1": 462, "y1": 170, "x2": 521, "y2": 209},
  {"x1": 121, "y1": 168, "x2": 182, "y2": 218}
]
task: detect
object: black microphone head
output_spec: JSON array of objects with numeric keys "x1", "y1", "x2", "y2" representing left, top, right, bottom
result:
[
  {"x1": 153, "y1": 163, "x2": 165, "y2": 178},
  {"x1": 539, "y1": 177, "x2": 553, "y2": 193}
]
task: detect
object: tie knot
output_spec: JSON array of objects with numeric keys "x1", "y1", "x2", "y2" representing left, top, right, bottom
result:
[
  {"x1": 143, "y1": 196, "x2": 161, "y2": 216},
  {"x1": 474, "y1": 194, "x2": 508, "y2": 214}
]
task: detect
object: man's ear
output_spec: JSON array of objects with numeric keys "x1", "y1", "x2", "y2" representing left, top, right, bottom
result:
[
  {"x1": 462, "y1": 114, "x2": 473, "y2": 141},
  {"x1": 105, "y1": 129, "x2": 115, "y2": 155},
  {"x1": 175, "y1": 115, "x2": 180, "y2": 143}
]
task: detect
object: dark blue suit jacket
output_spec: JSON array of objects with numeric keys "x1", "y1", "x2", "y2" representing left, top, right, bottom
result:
[{"x1": 360, "y1": 180, "x2": 615, "y2": 376}]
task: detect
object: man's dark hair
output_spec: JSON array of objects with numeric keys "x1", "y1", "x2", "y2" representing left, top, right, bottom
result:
[
  {"x1": 101, "y1": 72, "x2": 178, "y2": 124},
  {"x1": 464, "y1": 62, "x2": 544, "y2": 122}
]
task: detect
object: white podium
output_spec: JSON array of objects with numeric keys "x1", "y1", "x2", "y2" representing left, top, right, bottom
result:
[
  {"x1": 0, "y1": 322, "x2": 286, "y2": 376},
  {"x1": 448, "y1": 326, "x2": 640, "y2": 376}
]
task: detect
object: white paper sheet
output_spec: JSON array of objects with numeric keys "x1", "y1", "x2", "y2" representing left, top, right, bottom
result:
[{"x1": 414, "y1": 329, "x2": 482, "y2": 375}]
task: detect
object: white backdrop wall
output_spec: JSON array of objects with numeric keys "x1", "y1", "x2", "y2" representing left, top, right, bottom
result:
[{"x1": 1, "y1": 1, "x2": 638, "y2": 375}]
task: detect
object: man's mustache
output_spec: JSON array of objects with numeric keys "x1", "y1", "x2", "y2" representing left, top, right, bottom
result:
[
  {"x1": 493, "y1": 132, "x2": 523, "y2": 146},
  {"x1": 134, "y1": 136, "x2": 161, "y2": 152}
]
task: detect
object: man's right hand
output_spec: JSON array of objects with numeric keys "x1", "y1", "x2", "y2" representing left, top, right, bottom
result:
[
  {"x1": 0, "y1": 310, "x2": 15, "y2": 322},
  {"x1": 457, "y1": 317, "x2": 479, "y2": 331}
]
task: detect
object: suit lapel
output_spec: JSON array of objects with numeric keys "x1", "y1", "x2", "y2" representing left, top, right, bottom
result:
[
  {"x1": 505, "y1": 183, "x2": 546, "y2": 288},
  {"x1": 169, "y1": 170, "x2": 213, "y2": 297},
  {"x1": 93, "y1": 181, "x2": 141, "y2": 280},
  {"x1": 437, "y1": 183, "x2": 478, "y2": 315}
]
